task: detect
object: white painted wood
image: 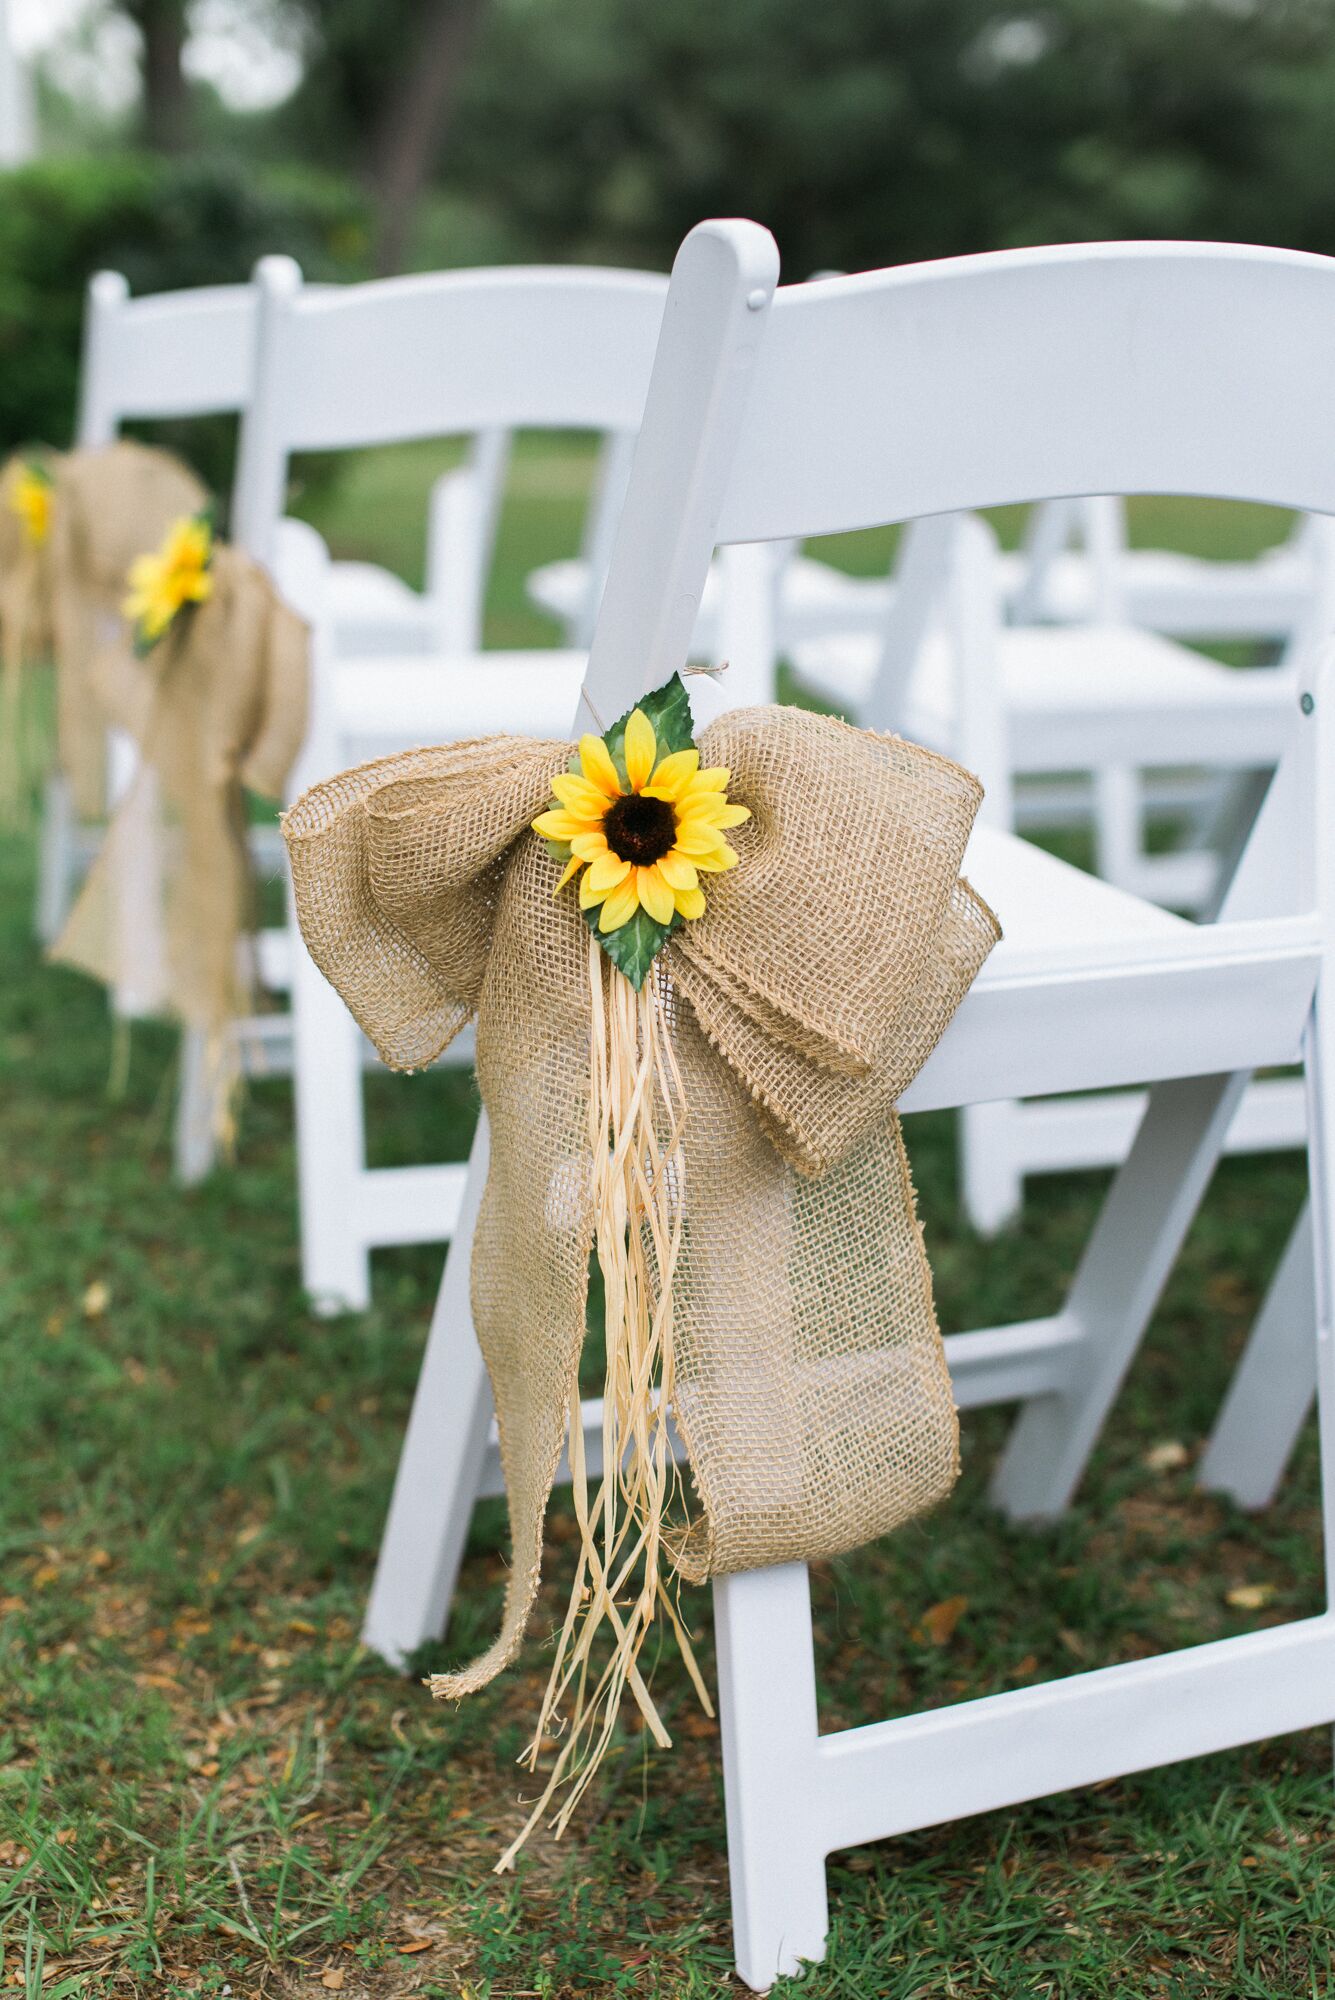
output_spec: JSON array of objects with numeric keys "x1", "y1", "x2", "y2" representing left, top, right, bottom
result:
[
  {"x1": 815, "y1": 1611, "x2": 1335, "y2": 1848},
  {"x1": 362, "y1": 1119, "x2": 496, "y2": 1664},
  {"x1": 714, "y1": 1565, "x2": 830, "y2": 1989},
  {"x1": 1199, "y1": 1201, "x2": 1315, "y2": 1509},
  {"x1": 991, "y1": 1070, "x2": 1247, "y2": 1519},
  {"x1": 962, "y1": 1075, "x2": 1306, "y2": 1235},
  {"x1": 715, "y1": 244, "x2": 1335, "y2": 541},
  {"x1": 34, "y1": 775, "x2": 75, "y2": 946}
]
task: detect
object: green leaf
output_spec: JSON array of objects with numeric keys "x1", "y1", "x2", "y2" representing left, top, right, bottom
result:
[
  {"x1": 584, "y1": 901, "x2": 681, "y2": 990},
  {"x1": 601, "y1": 671, "x2": 694, "y2": 787}
]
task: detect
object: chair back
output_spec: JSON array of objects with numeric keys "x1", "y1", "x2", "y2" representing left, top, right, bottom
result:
[
  {"x1": 233, "y1": 260, "x2": 669, "y2": 563},
  {"x1": 583, "y1": 223, "x2": 1335, "y2": 923},
  {"x1": 76, "y1": 269, "x2": 262, "y2": 446}
]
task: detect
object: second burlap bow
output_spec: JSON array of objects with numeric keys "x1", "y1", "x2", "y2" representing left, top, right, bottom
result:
[{"x1": 285, "y1": 700, "x2": 999, "y2": 1852}]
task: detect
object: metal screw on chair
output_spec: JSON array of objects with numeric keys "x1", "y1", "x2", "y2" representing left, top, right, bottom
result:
[{"x1": 1301, "y1": 691, "x2": 1315, "y2": 714}]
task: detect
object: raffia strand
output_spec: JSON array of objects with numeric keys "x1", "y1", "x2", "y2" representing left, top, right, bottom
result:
[{"x1": 494, "y1": 937, "x2": 711, "y2": 1871}]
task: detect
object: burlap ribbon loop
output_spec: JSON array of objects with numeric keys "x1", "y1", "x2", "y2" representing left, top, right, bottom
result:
[{"x1": 285, "y1": 704, "x2": 999, "y2": 1693}]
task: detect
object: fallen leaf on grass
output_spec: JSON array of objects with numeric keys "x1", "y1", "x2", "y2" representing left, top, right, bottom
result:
[
  {"x1": 320, "y1": 1968, "x2": 345, "y2": 1991},
  {"x1": 1226, "y1": 1583, "x2": 1277, "y2": 1611},
  {"x1": 913, "y1": 1595, "x2": 968, "y2": 1645},
  {"x1": 397, "y1": 1941, "x2": 433, "y2": 1955},
  {"x1": 1143, "y1": 1439, "x2": 1190, "y2": 1472},
  {"x1": 81, "y1": 1281, "x2": 110, "y2": 1319},
  {"x1": 54, "y1": 1829, "x2": 77, "y2": 1847}
]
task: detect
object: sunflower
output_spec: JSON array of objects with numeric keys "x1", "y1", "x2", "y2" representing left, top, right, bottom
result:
[
  {"x1": 123, "y1": 514, "x2": 214, "y2": 647},
  {"x1": 533, "y1": 706, "x2": 750, "y2": 933},
  {"x1": 10, "y1": 463, "x2": 51, "y2": 549}
]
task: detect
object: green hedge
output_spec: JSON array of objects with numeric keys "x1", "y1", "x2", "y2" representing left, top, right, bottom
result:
[{"x1": 0, "y1": 154, "x2": 370, "y2": 489}]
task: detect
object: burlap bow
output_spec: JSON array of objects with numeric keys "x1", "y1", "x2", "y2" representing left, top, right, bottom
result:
[
  {"x1": 45, "y1": 442, "x2": 211, "y2": 823},
  {"x1": 285, "y1": 705, "x2": 999, "y2": 1697},
  {"x1": 52, "y1": 541, "x2": 309, "y2": 1044}
]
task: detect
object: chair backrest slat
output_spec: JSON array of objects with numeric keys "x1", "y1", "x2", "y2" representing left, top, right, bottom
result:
[
  {"x1": 235, "y1": 262, "x2": 669, "y2": 568},
  {"x1": 77, "y1": 271, "x2": 260, "y2": 445},
  {"x1": 711, "y1": 241, "x2": 1335, "y2": 545},
  {"x1": 582, "y1": 222, "x2": 1335, "y2": 923}
]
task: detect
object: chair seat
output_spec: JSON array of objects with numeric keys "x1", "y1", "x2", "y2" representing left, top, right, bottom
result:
[
  {"x1": 998, "y1": 543, "x2": 1311, "y2": 638},
  {"x1": 328, "y1": 560, "x2": 442, "y2": 657},
  {"x1": 964, "y1": 822, "x2": 1189, "y2": 964},
  {"x1": 792, "y1": 622, "x2": 1298, "y2": 770},
  {"x1": 904, "y1": 823, "x2": 1315, "y2": 1112},
  {"x1": 332, "y1": 647, "x2": 588, "y2": 753}
]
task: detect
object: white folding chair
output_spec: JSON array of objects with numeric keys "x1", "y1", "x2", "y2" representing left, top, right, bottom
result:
[
  {"x1": 221, "y1": 257, "x2": 670, "y2": 1308},
  {"x1": 1009, "y1": 490, "x2": 1317, "y2": 641},
  {"x1": 362, "y1": 222, "x2": 1335, "y2": 1988},
  {"x1": 36, "y1": 265, "x2": 512, "y2": 951}
]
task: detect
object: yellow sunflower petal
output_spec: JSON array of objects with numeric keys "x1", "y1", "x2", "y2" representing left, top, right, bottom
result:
[
  {"x1": 656, "y1": 849, "x2": 698, "y2": 892},
  {"x1": 570, "y1": 830, "x2": 610, "y2": 862},
  {"x1": 673, "y1": 825, "x2": 728, "y2": 859},
  {"x1": 586, "y1": 850, "x2": 632, "y2": 894},
  {"x1": 599, "y1": 877, "x2": 640, "y2": 932},
  {"x1": 579, "y1": 734, "x2": 624, "y2": 799},
  {"x1": 636, "y1": 864, "x2": 675, "y2": 925},
  {"x1": 623, "y1": 708, "x2": 657, "y2": 792},
  {"x1": 553, "y1": 856, "x2": 582, "y2": 895},
  {"x1": 694, "y1": 840, "x2": 739, "y2": 873},
  {"x1": 580, "y1": 867, "x2": 610, "y2": 909},
  {"x1": 641, "y1": 747, "x2": 700, "y2": 801},
  {"x1": 689, "y1": 766, "x2": 731, "y2": 793},
  {"x1": 551, "y1": 772, "x2": 613, "y2": 819},
  {"x1": 532, "y1": 808, "x2": 584, "y2": 841},
  {"x1": 673, "y1": 884, "x2": 706, "y2": 920},
  {"x1": 675, "y1": 795, "x2": 731, "y2": 827},
  {"x1": 710, "y1": 801, "x2": 751, "y2": 829}
]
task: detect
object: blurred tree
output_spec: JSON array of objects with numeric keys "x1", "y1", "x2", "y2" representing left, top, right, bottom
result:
[
  {"x1": 121, "y1": 0, "x2": 192, "y2": 152},
  {"x1": 440, "y1": 0, "x2": 1335, "y2": 274},
  {"x1": 280, "y1": 0, "x2": 489, "y2": 270}
]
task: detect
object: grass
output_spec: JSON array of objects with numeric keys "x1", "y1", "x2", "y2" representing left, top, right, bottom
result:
[{"x1": 1, "y1": 443, "x2": 1332, "y2": 1996}]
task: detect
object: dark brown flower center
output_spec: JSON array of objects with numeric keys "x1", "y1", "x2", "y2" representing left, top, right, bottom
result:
[{"x1": 603, "y1": 792, "x2": 677, "y2": 865}]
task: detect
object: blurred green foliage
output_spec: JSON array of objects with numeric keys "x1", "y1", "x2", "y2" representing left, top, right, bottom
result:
[
  {"x1": 0, "y1": 153, "x2": 370, "y2": 472},
  {"x1": 441, "y1": 0, "x2": 1335, "y2": 273}
]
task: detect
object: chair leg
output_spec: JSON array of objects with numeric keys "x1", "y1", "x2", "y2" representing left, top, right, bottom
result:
[
  {"x1": 1091, "y1": 763, "x2": 1143, "y2": 895},
  {"x1": 992, "y1": 1069, "x2": 1248, "y2": 1521},
  {"x1": 174, "y1": 1027, "x2": 220, "y2": 1185},
  {"x1": 1299, "y1": 983, "x2": 1335, "y2": 1634},
  {"x1": 362, "y1": 1117, "x2": 494, "y2": 1667},
  {"x1": 35, "y1": 774, "x2": 74, "y2": 945},
  {"x1": 291, "y1": 920, "x2": 372, "y2": 1314},
  {"x1": 714, "y1": 1563, "x2": 830, "y2": 1991},
  {"x1": 959, "y1": 1100, "x2": 1024, "y2": 1236},
  {"x1": 1199, "y1": 1201, "x2": 1315, "y2": 1510}
]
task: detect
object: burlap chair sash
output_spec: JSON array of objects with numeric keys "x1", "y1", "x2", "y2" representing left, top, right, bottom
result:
[
  {"x1": 284, "y1": 705, "x2": 1000, "y2": 1701},
  {"x1": 52, "y1": 542, "x2": 309, "y2": 1037}
]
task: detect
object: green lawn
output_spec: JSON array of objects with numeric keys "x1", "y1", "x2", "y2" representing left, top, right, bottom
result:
[{"x1": 0, "y1": 449, "x2": 1329, "y2": 1997}]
